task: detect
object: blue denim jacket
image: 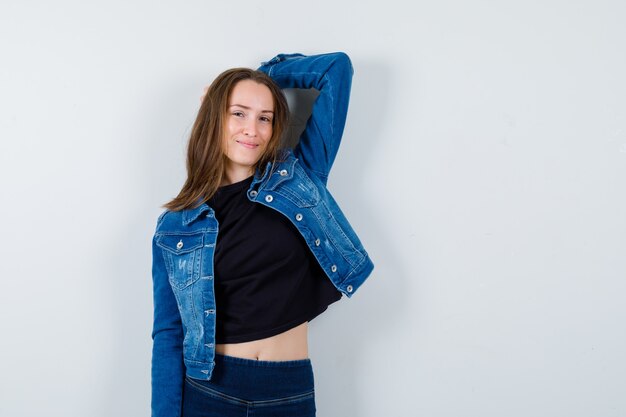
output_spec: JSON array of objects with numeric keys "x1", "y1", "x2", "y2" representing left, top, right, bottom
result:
[{"x1": 151, "y1": 52, "x2": 374, "y2": 417}]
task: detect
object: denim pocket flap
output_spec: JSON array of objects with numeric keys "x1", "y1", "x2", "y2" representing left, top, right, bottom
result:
[{"x1": 156, "y1": 233, "x2": 204, "y2": 254}]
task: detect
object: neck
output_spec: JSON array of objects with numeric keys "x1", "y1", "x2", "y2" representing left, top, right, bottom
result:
[{"x1": 222, "y1": 164, "x2": 253, "y2": 186}]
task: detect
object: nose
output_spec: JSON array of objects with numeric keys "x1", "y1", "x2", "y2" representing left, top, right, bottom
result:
[{"x1": 243, "y1": 120, "x2": 257, "y2": 137}]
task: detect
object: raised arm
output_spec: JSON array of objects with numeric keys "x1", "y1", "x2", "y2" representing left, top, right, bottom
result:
[
  {"x1": 151, "y1": 226, "x2": 185, "y2": 417},
  {"x1": 258, "y1": 52, "x2": 354, "y2": 184}
]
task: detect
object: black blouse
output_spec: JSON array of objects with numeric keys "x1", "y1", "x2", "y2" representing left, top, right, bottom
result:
[{"x1": 209, "y1": 175, "x2": 342, "y2": 344}]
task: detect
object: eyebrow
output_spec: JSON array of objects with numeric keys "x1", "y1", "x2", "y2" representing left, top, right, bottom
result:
[{"x1": 229, "y1": 104, "x2": 274, "y2": 114}]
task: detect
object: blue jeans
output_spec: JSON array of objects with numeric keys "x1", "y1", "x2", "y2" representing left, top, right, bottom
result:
[{"x1": 182, "y1": 354, "x2": 316, "y2": 417}]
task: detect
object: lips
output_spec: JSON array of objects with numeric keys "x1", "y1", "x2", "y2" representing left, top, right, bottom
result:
[{"x1": 235, "y1": 139, "x2": 260, "y2": 149}]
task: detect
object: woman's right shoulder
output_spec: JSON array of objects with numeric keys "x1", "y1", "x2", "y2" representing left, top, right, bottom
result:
[
  {"x1": 154, "y1": 209, "x2": 181, "y2": 232},
  {"x1": 154, "y1": 201, "x2": 210, "y2": 234}
]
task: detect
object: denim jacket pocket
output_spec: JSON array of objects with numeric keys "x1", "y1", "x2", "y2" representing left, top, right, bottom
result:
[{"x1": 156, "y1": 233, "x2": 204, "y2": 290}]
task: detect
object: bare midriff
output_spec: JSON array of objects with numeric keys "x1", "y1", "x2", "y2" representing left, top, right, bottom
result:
[{"x1": 215, "y1": 322, "x2": 309, "y2": 361}]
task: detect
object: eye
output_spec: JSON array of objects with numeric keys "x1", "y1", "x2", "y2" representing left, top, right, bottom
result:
[
  {"x1": 260, "y1": 115, "x2": 272, "y2": 123},
  {"x1": 232, "y1": 111, "x2": 245, "y2": 118}
]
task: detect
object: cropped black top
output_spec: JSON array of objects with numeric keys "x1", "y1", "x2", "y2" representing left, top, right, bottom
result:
[{"x1": 209, "y1": 175, "x2": 342, "y2": 344}]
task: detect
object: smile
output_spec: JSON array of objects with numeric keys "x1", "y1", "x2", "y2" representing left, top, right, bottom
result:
[{"x1": 236, "y1": 140, "x2": 260, "y2": 149}]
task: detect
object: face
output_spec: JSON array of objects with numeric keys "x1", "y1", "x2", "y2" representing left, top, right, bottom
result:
[{"x1": 222, "y1": 79, "x2": 275, "y2": 180}]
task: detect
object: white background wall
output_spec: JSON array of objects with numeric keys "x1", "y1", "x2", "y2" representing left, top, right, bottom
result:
[{"x1": 1, "y1": 1, "x2": 625, "y2": 416}]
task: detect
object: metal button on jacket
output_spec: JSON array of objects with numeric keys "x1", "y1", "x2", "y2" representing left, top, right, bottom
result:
[
  {"x1": 176, "y1": 240, "x2": 183, "y2": 250},
  {"x1": 295, "y1": 213, "x2": 303, "y2": 221},
  {"x1": 279, "y1": 169, "x2": 288, "y2": 176},
  {"x1": 265, "y1": 195, "x2": 273, "y2": 203}
]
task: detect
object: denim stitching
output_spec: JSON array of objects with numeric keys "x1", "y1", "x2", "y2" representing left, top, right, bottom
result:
[
  {"x1": 270, "y1": 184, "x2": 319, "y2": 208},
  {"x1": 161, "y1": 250, "x2": 199, "y2": 290},
  {"x1": 322, "y1": 71, "x2": 335, "y2": 138},
  {"x1": 160, "y1": 248, "x2": 174, "y2": 280},
  {"x1": 313, "y1": 200, "x2": 361, "y2": 269},
  {"x1": 251, "y1": 390, "x2": 315, "y2": 407},
  {"x1": 179, "y1": 288, "x2": 198, "y2": 358},
  {"x1": 185, "y1": 377, "x2": 314, "y2": 407},
  {"x1": 189, "y1": 280, "x2": 201, "y2": 359},
  {"x1": 185, "y1": 377, "x2": 248, "y2": 406}
]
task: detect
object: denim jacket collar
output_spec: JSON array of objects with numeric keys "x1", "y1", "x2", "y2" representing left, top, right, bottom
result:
[{"x1": 182, "y1": 150, "x2": 295, "y2": 226}]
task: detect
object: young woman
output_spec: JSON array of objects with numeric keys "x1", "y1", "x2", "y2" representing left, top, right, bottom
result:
[{"x1": 151, "y1": 52, "x2": 374, "y2": 417}]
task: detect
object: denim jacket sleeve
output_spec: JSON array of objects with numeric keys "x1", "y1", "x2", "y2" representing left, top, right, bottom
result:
[
  {"x1": 151, "y1": 215, "x2": 185, "y2": 417},
  {"x1": 258, "y1": 52, "x2": 354, "y2": 184}
]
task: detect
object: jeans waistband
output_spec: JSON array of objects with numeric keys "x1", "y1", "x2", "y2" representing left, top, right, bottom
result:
[{"x1": 187, "y1": 353, "x2": 314, "y2": 401}]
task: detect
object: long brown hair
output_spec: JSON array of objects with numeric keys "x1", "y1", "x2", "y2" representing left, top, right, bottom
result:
[{"x1": 164, "y1": 68, "x2": 289, "y2": 211}]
